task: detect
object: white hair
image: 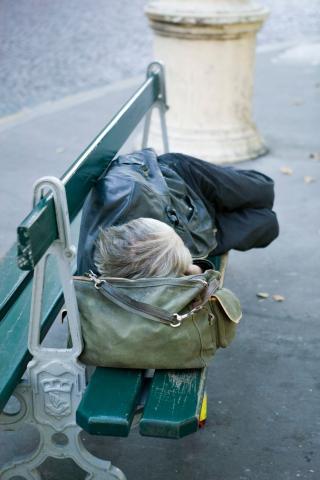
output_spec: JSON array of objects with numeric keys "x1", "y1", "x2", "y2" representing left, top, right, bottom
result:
[{"x1": 94, "y1": 217, "x2": 192, "y2": 279}]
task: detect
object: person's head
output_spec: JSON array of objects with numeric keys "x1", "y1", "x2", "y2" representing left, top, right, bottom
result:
[{"x1": 94, "y1": 217, "x2": 193, "y2": 279}]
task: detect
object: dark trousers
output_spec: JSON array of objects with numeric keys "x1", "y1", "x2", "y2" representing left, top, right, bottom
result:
[{"x1": 158, "y1": 153, "x2": 279, "y2": 256}]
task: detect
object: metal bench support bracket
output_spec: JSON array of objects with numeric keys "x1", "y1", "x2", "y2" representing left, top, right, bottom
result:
[{"x1": 142, "y1": 61, "x2": 169, "y2": 153}]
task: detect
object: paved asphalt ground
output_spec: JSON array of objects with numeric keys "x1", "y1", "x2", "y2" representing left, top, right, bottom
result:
[{"x1": 0, "y1": 4, "x2": 320, "y2": 479}]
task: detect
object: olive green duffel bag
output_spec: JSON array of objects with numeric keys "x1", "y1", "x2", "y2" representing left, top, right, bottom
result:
[{"x1": 74, "y1": 269, "x2": 242, "y2": 369}]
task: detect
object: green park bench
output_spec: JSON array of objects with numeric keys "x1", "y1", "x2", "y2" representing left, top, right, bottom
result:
[{"x1": 0, "y1": 62, "x2": 228, "y2": 480}]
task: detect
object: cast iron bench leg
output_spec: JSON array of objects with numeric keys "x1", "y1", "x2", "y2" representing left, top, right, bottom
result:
[{"x1": 0, "y1": 382, "x2": 125, "y2": 480}]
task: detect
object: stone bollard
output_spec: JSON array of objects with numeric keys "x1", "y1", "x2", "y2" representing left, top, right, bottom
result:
[{"x1": 145, "y1": 0, "x2": 269, "y2": 163}]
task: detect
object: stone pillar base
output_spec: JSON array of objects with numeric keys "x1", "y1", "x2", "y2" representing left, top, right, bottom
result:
[
  {"x1": 145, "y1": 0, "x2": 269, "y2": 164},
  {"x1": 150, "y1": 121, "x2": 267, "y2": 163}
]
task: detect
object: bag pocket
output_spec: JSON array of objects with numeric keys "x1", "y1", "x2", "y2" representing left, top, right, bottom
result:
[{"x1": 209, "y1": 288, "x2": 242, "y2": 348}]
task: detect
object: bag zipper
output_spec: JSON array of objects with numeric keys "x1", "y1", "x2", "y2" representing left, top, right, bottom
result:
[{"x1": 73, "y1": 272, "x2": 209, "y2": 289}]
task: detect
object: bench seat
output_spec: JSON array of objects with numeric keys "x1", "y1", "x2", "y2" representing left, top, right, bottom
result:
[{"x1": 76, "y1": 367, "x2": 206, "y2": 439}]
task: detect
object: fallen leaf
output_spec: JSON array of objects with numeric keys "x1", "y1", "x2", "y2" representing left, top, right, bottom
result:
[
  {"x1": 280, "y1": 166, "x2": 293, "y2": 175},
  {"x1": 256, "y1": 292, "x2": 269, "y2": 299},
  {"x1": 304, "y1": 176, "x2": 316, "y2": 184},
  {"x1": 272, "y1": 294, "x2": 285, "y2": 302},
  {"x1": 309, "y1": 152, "x2": 320, "y2": 161}
]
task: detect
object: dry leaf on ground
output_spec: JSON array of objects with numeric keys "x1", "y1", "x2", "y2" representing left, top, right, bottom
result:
[
  {"x1": 272, "y1": 294, "x2": 285, "y2": 302},
  {"x1": 304, "y1": 176, "x2": 316, "y2": 184},
  {"x1": 309, "y1": 152, "x2": 320, "y2": 161},
  {"x1": 256, "y1": 292, "x2": 269, "y2": 299},
  {"x1": 280, "y1": 166, "x2": 293, "y2": 175}
]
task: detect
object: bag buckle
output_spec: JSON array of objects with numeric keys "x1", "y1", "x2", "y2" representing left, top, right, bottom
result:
[
  {"x1": 171, "y1": 304, "x2": 205, "y2": 327},
  {"x1": 170, "y1": 313, "x2": 188, "y2": 327},
  {"x1": 88, "y1": 270, "x2": 106, "y2": 289}
]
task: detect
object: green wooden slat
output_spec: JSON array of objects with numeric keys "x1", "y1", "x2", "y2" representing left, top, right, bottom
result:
[
  {"x1": 17, "y1": 75, "x2": 160, "y2": 271},
  {"x1": 139, "y1": 369, "x2": 207, "y2": 439},
  {"x1": 76, "y1": 367, "x2": 144, "y2": 437},
  {"x1": 0, "y1": 243, "x2": 32, "y2": 322},
  {"x1": 0, "y1": 257, "x2": 64, "y2": 411}
]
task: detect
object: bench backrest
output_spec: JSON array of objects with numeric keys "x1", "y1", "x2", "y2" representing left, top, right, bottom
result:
[{"x1": 0, "y1": 62, "x2": 168, "y2": 411}]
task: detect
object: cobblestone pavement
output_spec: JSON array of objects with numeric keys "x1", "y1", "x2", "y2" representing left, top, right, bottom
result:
[
  {"x1": 0, "y1": 0, "x2": 152, "y2": 116},
  {"x1": 0, "y1": 0, "x2": 319, "y2": 117},
  {"x1": 259, "y1": 0, "x2": 320, "y2": 45}
]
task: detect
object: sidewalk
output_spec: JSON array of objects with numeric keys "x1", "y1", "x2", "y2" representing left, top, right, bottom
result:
[
  {"x1": 1, "y1": 43, "x2": 320, "y2": 479},
  {"x1": 0, "y1": 77, "x2": 142, "y2": 257}
]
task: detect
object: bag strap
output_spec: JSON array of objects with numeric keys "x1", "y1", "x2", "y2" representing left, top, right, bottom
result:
[{"x1": 87, "y1": 272, "x2": 220, "y2": 328}]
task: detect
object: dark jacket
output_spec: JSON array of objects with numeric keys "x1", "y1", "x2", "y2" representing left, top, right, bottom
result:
[{"x1": 77, "y1": 149, "x2": 279, "y2": 274}]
